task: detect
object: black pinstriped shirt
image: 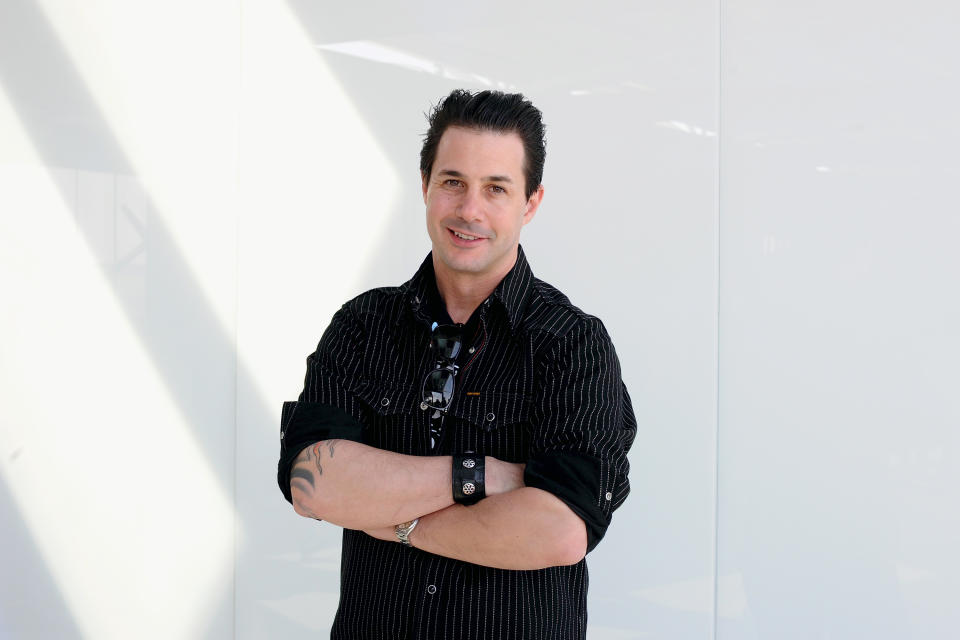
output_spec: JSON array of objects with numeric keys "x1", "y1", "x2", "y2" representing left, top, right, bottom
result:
[{"x1": 279, "y1": 246, "x2": 636, "y2": 640}]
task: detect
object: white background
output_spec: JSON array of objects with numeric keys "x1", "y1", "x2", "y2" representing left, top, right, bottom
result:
[{"x1": 0, "y1": 1, "x2": 956, "y2": 638}]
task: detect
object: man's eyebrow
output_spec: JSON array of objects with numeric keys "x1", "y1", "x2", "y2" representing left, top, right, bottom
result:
[{"x1": 437, "y1": 169, "x2": 514, "y2": 183}]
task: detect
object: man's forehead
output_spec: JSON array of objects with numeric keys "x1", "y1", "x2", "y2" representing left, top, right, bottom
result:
[{"x1": 433, "y1": 126, "x2": 525, "y2": 175}]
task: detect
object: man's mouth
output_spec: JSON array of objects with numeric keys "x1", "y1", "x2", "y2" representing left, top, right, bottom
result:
[{"x1": 448, "y1": 228, "x2": 485, "y2": 243}]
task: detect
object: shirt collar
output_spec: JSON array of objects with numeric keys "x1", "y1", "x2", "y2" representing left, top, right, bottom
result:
[{"x1": 401, "y1": 245, "x2": 535, "y2": 332}]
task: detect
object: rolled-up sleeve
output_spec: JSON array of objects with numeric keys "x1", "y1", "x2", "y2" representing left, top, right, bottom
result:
[
  {"x1": 277, "y1": 303, "x2": 368, "y2": 504},
  {"x1": 523, "y1": 317, "x2": 637, "y2": 552}
]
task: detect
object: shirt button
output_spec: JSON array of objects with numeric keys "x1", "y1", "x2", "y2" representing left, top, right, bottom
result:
[
  {"x1": 380, "y1": 397, "x2": 390, "y2": 407},
  {"x1": 468, "y1": 346, "x2": 475, "y2": 354},
  {"x1": 605, "y1": 492, "x2": 613, "y2": 501},
  {"x1": 426, "y1": 584, "x2": 437, "y2": 595},
  {"x1": 485, "y1": 412, "x2": 495, "y2": 422}
]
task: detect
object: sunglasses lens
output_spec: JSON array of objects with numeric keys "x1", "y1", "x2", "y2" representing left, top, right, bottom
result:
[
  {"x1": 431, "y1": 326, "x2": 462, "y2": 360},
  {"x1": 422, "y1": 368, "x2": 455, "y2": 408}
]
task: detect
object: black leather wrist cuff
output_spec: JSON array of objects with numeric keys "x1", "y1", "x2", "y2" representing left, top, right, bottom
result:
[{"x1": 452, "y1": 454, "x2": 486, "y2": 505}]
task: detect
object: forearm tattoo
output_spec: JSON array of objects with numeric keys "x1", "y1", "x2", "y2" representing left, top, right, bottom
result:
[{"x1": 290, "y1": 440, "x2": 341, "y2": 519}]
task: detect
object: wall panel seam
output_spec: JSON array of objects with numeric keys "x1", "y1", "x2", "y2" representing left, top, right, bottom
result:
[{"x1": 713, "y1": 0, "x2": 723, "y2": 638}]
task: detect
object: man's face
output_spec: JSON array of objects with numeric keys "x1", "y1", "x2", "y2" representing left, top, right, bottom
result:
[{"x1": 423, "y1": 126, "x2": 544, "y2": 283}]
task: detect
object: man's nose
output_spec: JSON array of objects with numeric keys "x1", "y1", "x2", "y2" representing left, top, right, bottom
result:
[{"x1": 456, "y1": 187, "x2": 484, "y2": 221}]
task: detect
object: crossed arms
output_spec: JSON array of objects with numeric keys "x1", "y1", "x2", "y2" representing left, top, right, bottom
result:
[
  {"x1": 282, "y1": 304, "x2": 633, "y2": 570},
  {"x1": 288, "y1": 438, "x2": 587, "y2": 570}
]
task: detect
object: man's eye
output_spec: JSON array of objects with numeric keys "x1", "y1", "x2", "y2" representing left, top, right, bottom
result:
[
  {"x1": 490, "y1": 185, "x2": 506, "y2": 194},
  {"x1": 444, "y1": 179, "x2": 461, "y2": 187}
]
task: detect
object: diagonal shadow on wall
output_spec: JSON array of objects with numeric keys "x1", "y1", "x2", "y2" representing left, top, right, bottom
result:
[
  {"x1": 0, "y1": 0, "x2": 274, "y2": 636},
  {"x1": 0, "y1": 470, "x2": 84, "y2": 638}
]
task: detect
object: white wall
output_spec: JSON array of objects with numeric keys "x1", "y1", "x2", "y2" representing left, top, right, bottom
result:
[
  {"x1": 717, "y1": 2, "x2": 960, "y2": 638},
  {"x1": 0, "y1": 1, "x2": 955, "y2": 638}
]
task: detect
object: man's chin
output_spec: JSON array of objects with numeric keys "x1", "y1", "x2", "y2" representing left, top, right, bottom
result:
[
  {"x1": 443, "y1": 257, "x2": 486, "y2": 275},
  {"x1": 434, "y1": 247, "x2": 489, "y2": 274}
]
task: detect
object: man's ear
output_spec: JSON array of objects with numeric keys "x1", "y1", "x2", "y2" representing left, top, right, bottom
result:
[{"x1": 522, "y1": 184, "x2": 545, "y2": 226}]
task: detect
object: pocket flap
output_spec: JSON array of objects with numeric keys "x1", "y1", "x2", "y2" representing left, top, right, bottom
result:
[
  {"x1": 355, "y1": 379, "x2": 419, "y2": 416},
  {"x1": 448, "y1": 391, "x2": 529, "y2": 432}
]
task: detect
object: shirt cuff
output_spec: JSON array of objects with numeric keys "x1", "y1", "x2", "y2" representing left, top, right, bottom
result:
[
  {"x1": 277, "y1": 401, "x2": 364, "y2": 504},
  {"x1": 524, "y1": 451, "x2": 611, "y2": 553}
]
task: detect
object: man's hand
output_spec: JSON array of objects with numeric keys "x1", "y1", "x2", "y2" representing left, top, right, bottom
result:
[{"x1": 485, "y1": 459, "x2": 526, "y2": 495}]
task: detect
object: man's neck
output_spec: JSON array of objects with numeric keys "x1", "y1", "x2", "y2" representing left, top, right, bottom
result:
[{"x1": 432, "y1": 249, "x2": 517, "y2": 324}]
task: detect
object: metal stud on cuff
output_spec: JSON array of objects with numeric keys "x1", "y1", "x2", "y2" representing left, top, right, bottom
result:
[{"x1": 462, "y1": 482, "x2": 476, "y2": 495}]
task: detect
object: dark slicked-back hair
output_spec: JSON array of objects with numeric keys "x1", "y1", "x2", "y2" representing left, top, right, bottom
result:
[{"x1": 420, "y1": 89, "x2": 546, "y2": 200}]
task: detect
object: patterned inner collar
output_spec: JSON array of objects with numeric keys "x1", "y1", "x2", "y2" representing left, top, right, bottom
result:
[{"x1": 403, "y1": 244, "x2": 535, "y2": 332}]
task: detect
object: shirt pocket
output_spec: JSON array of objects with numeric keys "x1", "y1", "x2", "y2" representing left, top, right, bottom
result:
[
  {"x1": 447, "y1": 391, "x2": 531, "y2": 460},
  {"x1": 449, "y1": 390, "x2": 529, "y2": 432},
  {"x1": 354, "y1": 379, "x2": 422, "y2": 453}
]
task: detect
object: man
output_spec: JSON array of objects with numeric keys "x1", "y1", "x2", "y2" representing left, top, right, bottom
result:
[{"x1": 278, "y1": 89, "x2": 636, "y2": 639}]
